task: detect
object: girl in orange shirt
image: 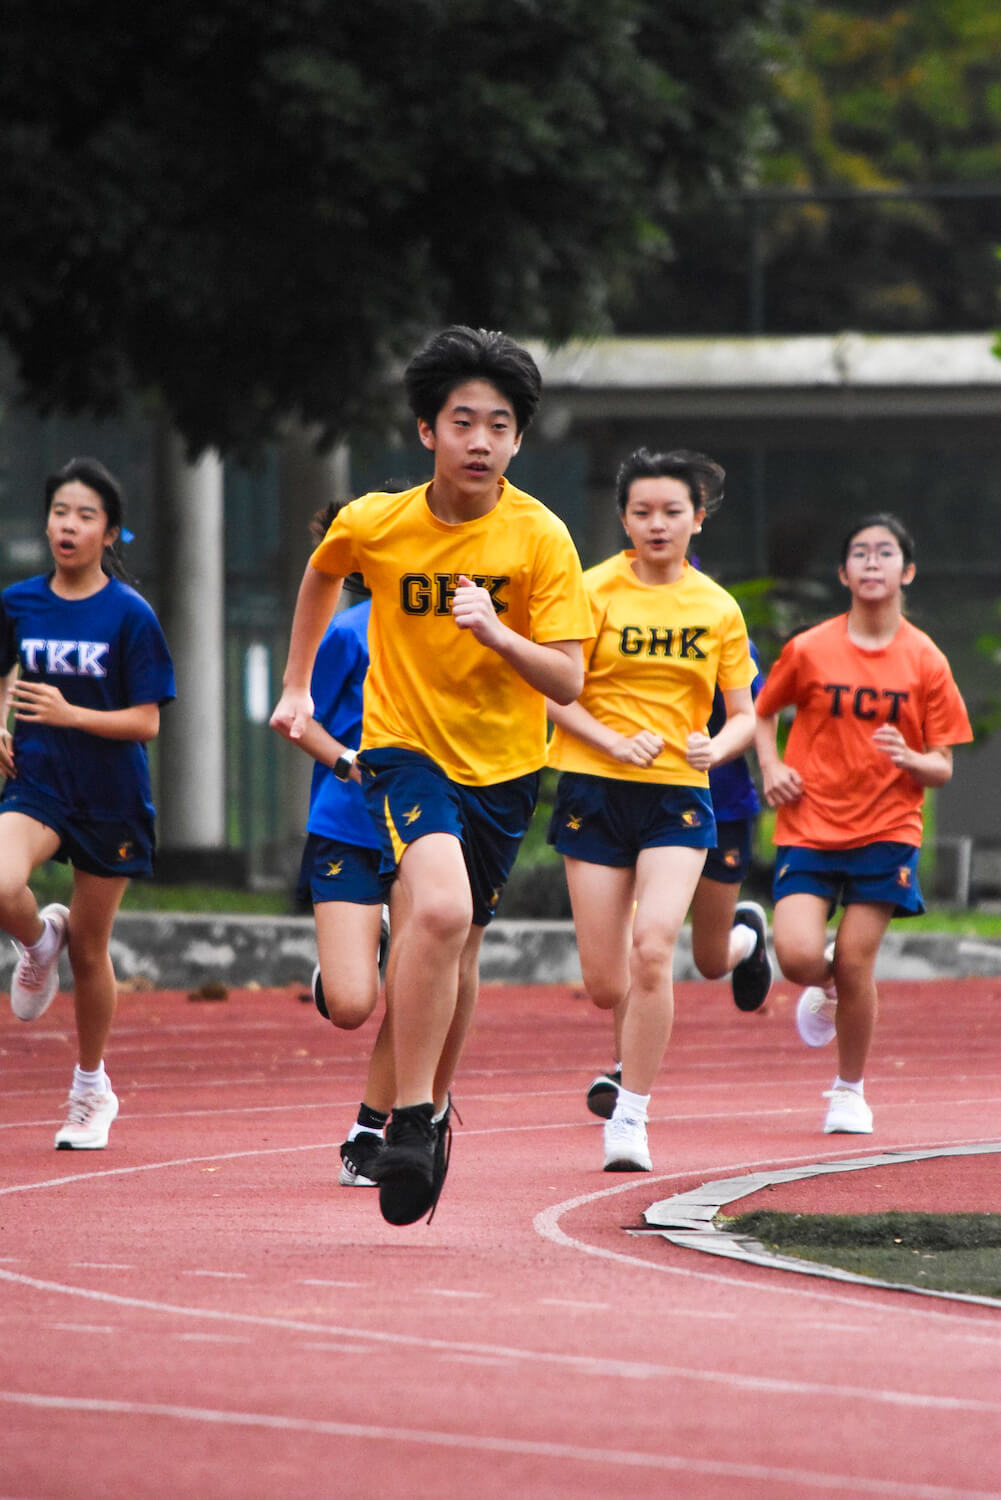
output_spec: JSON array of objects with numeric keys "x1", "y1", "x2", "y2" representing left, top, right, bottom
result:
[{"x1": 755, "y1": 513, "x2": 972, "y2": 1135}]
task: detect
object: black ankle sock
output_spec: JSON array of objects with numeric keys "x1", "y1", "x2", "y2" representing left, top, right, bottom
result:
[
  {"x1": 392, "y1": 1101, "x2": 435, "y2": 1123},
  {"x1": 357, "y1": 1103, "x2": 389, "y2": 1131}
]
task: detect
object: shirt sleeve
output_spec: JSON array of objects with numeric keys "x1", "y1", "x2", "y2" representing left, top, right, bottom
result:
[
  {"x1": 922, "y1": 646, "x2": 973, "y2": 749},
  {"x1": 527, "y1": 524, "x2": 593, "y2": 645},
  {"x1": 122, "y1": 602, "x2": 177, "y2": 706},
  {"x1": 715, "y1": 602, "x2": 756, "y2": 692},
  {"x1": 309, "y1": 505, "x2": 360, "y2": 580},
  {"x1": 755, "y1": 637, "x2": 799, "y2": 718}
]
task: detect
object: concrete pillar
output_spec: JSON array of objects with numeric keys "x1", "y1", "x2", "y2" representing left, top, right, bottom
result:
[
  {"x1": 275, "y1": 430, "x2": 350, "y2": 871},
  {"x1": 154, "y1": 424, "x2": 228, "y2": 874}
]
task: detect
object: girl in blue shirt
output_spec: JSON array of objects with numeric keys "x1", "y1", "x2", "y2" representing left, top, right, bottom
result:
[{"x1": 0, "y1": 458, "x2": 175, "y2": 1150}]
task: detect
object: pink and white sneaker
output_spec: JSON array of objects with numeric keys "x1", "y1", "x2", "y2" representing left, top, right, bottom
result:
[
  {"x1": 54, "y1": 1087, "x2": 119, "y2": 1150},
  {"x1": 11, "y1": 904, "x2": 70, "y2": 1021}
]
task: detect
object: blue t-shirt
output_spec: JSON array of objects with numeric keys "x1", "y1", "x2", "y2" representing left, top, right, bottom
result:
[
  {"x1": 706, "y1": 639, "x2": 763, "y2": 822},
  {"x1": 0, "y1": 573, "x2": 175, "y2": 823},
  {"x1": 306, "y1": 599, "x2": 380, "y2": 850}
]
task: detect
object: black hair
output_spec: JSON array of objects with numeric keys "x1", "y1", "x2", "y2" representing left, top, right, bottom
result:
[
  {"x1": 403, "y1": 325, "x2": 542, "y2": 435},
  {"x1": 615, "y1": 447, "x2": 726, "y2": 517},
  {"x1": 44, "y1": 456, "x2": 134, "y2": 581},
  {"x1": 840, "y1": 511, "x2": 915, "y2": 568}
]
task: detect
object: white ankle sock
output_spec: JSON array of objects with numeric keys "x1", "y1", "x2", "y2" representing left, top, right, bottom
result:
[
  {"x1": 27, "y1": 917, "x2": 61, "y2": 962},
  {"x1": 72, "y1": 1063, "x2": 108, "y2": 1097},
  {"x1": 614, "y1": 1086, "x2": 650, "y2": 1121},
  {"x1": 834, "y1": 1076, "x2": 864, "y2": 1096},
  {"x1": 731, "y1": 923, "x2": 758, "y2": 965}
]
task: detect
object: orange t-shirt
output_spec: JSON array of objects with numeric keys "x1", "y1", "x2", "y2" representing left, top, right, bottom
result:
[{"x1": 756, "y1": 614, "x2": 972, "y2": 849}]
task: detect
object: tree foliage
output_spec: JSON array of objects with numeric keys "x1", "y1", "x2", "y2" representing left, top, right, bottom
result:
[
  {"x1": 615, "y1": 0, "x2": 1001, "y2": 334},
  {"x1": 0, "y1": 0, "x2": 776, "y2": 455}
]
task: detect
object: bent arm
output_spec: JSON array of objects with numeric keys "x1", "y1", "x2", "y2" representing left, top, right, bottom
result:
[
  {"x1": 546, "y1": 695, "x2": 664, "y2": 768},
  {"x1": 270, "y1": 565, "x2": 344, "y2": 741},
  {"x1": 708, "y1": 685, "x2": 756, "y2": 767},
  {"x1": 10, "y1": 678, "x2": 160, "y2": 741},
  {"x1": 494, "y1": 633, "x2": 584, "y2": 704},
  {"x1": 288, "y1": 717, "x2": 363, "y2": 784},
  {"x1": 755, "y1": 709, "x2": 804, "y2": 806}
]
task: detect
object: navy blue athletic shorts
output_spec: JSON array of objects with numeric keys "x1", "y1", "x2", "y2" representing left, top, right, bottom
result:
[
  {"x1": 772, "y1": 842, "x2": 924, "y2": 918},
  {"x1": 295, "y1": 833, "x2": 389, "y2": 907},
  {"x1": 547, "y1": 771, "x2": 716, "y2": 868},
  {"x1": 703, "y1": 817, "x2": 753, "y2": 884},
  {"x1": 359, "y1": 747, "x2": 539, "y2": 927},
  {"x1": 0, "y1": 783, "x2": 155, "y2": 879}
]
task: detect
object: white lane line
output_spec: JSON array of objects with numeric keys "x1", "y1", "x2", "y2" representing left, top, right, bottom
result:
[
  {"x1": 174, "y1": 1333, "x2": 253, "y2": 1344},
  {"x1": 183, "y1": 1270, "x2": 249, "y2": 1280},
  {"x1": 301, "y1": 1279, "x2": 365, "y2": 1289},
  {"x1": 532, "y1": 1142, "x2": 1001, "y2": 1333},
  {"x1": 0, "y1": 1265, "x2": 996, "y2": 1414},
  {"x1": 0, "y1": 1391, "x2": 994, "y2": 1499},
  {"x1": 49, "y1": 1323, "x2": 117, "y2": 1335},
  {"x1": 427, "y1": 1289, "x2": 489, "y2": 1300},
  {"x1": 538, "y1": 1298, "x2": 611, "y2": 1310},
  {"x1": 72, "y1": 1262, "x2": 136, "y2": 1272}
]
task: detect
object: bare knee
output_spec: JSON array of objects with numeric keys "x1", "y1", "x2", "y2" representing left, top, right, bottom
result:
[
  {"x1": 408, "y1": 890, "x2": 471, "y2": 949},
  {"x1": 630, "y1": 927, "x2": 676, "y2": 990},
  {"x1": 327, "y1": 998, "x2": 375, "y2": 1031},
  {"x1": 581, "y1": 970, "x2": 626, "y2": 1011},
  {"x1": 773, "y1": 936, "x2": 823, "y2": 986}
]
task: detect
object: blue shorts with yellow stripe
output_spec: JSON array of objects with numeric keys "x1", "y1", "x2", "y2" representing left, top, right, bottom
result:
[
  {"x1": 359, "y1": 747, "x2": 539, "y2": 927},
  {"x1": 547, "y1": 771, "x2": 716, "y2": 868},
  {"x1": 295, "y1": 833, "x2": 389, "y2": 907},
  {"x1": 772, "y1": 842, "x2": 924, "y2": 918}
]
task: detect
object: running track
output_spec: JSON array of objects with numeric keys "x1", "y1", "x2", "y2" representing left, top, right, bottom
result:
[{"x1": 2, "y1": 974, "x2": 999, "y2": 1499}]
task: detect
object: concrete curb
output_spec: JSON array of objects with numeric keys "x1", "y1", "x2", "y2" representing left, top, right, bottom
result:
[{"x1": 2, "y1": 915, "x2": 1001, "y2": 991}]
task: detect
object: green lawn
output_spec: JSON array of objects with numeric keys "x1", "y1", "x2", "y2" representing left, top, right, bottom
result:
[{"x1": 723, "y1": 1210, "x2": 1001, "y2": 1300}]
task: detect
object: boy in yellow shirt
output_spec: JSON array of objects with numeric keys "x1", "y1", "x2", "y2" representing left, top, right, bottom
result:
[{"x1": 272, "y1": 326, "x2": 592, "y2": 1225}]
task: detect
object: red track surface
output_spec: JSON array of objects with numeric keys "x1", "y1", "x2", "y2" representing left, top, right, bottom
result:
[{"x1": 2, "y1": 974, "x2": 1000, "y2": 1499}]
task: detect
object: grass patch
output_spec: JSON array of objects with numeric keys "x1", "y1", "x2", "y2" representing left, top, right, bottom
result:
[
  {"x1": 724, "y1": 1211, "x2": 1001, "y2": 1299},
  {"x1": 28, "y1": 864, "x2": 289, "y2": 915}
]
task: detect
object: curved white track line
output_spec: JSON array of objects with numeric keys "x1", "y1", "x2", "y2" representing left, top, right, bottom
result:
[
  {"x1": 533, "y1": 1138, "x2": 1001, "y2": 1329},
  {"x1": 0, "y1": 1392, "x2": 997, "y2": 1499}
]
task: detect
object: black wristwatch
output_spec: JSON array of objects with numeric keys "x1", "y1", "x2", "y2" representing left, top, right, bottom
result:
[{"x1": 333, "y1": 748, "x2": 358, "y2": 782}]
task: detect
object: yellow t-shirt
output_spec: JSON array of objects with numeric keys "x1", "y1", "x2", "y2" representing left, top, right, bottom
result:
[
  {"x1": 309, "y1": 478, "x2": 592, "y2": 786},
  {"x1": 547, "y1": 552, "x2": 755, "y2": 785}
]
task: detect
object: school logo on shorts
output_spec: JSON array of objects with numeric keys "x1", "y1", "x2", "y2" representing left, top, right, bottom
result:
[
  {"x1": 566, "y1": 812, "x2": 582, "y2": 832},
  {"x1": 723, "y1": 846, "x2": 740, "y2": 868},
  {"x1": 778, "y1": 862, "x2": 790, "y2": 880},
  {"x1": 681, "y1": 809, "x2": 702, "y2": 828},
  {"x1": 403, "y1": 803, "x2": 422, "y2": 826},
  {"x1": 116, "y1": 841, "x2": 133, "y2": 861},
  {"x1": 897, "y1": 865, "x2": 912, "y2": 888},
  {"x1": 325, "y1": 860, "x2": 344, "y2": 878}
]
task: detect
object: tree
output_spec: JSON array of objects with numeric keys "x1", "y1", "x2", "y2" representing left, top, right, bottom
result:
[
  {"x1": 614, "y1": 0, "x2": 1001, "y2": 334},
  {"x1": 0, "y1": 0, "x2": 778, "y2": 457}
]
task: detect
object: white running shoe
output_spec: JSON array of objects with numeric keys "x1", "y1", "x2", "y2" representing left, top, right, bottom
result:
[
  {"x1": 11, "y1": 904, "x2": 70, "y2": 1021},
  {"x1": 603, "y1": 1114, "x2": 652, "y2": 1172},
  {"x1": 823, "y1": 1086, "x2": 873, "y2": 1135},
  {"x1": 54, "y1": 1087, "x2": 119, "y2": 1150},
  {"x1": 796, "y1": 940, "x2": 838, "y2": 1046},
  {"x1": 796, "y1": 985, "x2": 838, "y2": 1046}
]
